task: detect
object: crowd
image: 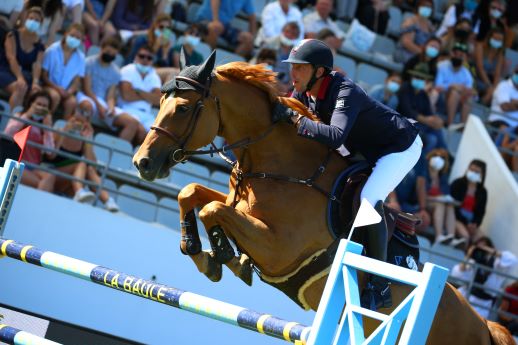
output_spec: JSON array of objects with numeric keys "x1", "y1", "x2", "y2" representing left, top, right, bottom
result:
[{"x1": 0, "y1": 0, "x2": 517, "y2": 325}]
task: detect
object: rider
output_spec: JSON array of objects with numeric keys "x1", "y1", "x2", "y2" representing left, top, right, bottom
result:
[{"x1": 275, "y1": 39, "x2": 423, "y2": 310}]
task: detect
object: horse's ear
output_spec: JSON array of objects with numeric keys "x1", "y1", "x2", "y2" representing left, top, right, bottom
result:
[
  {"x1": 197, "y1": 50, "x2": 216, "y2": 81},
  {"x1": 179, "y1": 47, "x2": 187, "y2": 70}
]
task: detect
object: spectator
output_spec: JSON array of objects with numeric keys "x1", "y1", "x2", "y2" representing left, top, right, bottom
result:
[
  {"x1": 386, "y1": 156, "x2": 431, "y2": 233},
  {"x1": 0, "y1": 7, "x2": 45, "y2": 114},
  {"x1": 77, "y1": 36, "x2": 142, "y2": 144},
  {"x1": 171, "y1": 24, "x2": 206, "y2": 69},
  {"x1": 474, "y1": 27, "x2": 505, "y2": 105},
  {"x1": 355, "y1": 0, "x2": 390, "y2": 35},
  {"x1": 435, "y1": 42, "x2": 475, "y2": 126},
  {"x1": 451, "y1": 159, "x2": 488, "y2": 248},
  {"x1": 61, "y1": 0, "x2": 83, "y2": 24},
  {"x1": 256, "y1": 0, "x2": 304, "y2": 46},
  {"x1": 402, "y1": 36, "x2": 441, "y2": 82},
  {"x1": 498, "y1": 281, "x2": 518, "y2": 336},
  {"x1": 473, "y1": 0, "x2": 506, "y2": 42},
  {"x1": 82, "y1": 0, "x2": 117, "y2": 46},
  {"x1": 488, "y1": 66, "x2": 518, "y2": 133},
  {"x1": 111, "y1": 0, "x2": 166, "y2": 40},
  {"x1": 0, "y1": 0, "x2": 24, "y2": 31},
  {"x1": 261, "y1": 21, "x2": 301, "y2": 93},
  {"x1": 423, "y1": 148, "x2": 456, "y2": 244},
  {"x1": 368, "y1": 72, "x2": 402, "y2": 110},
  {"x1": 303, "y1": 0, "x2": 346, "y2": 50},
  {"x1": 394, "y1": 0, "x2": 435, "y2": 64},
  {"x1": 441, "y1": 18, "x2": 473, "y2": 55},
  {"x1": 436, "y1": 0, "x2": 479, "y2": 38},
  {"x1": 398, "y1": 63, "x2": 447, "y2": 154},
  {"x1": 126, "y1": 13, "x2": 178, "y2": 83},
  {"x1": 41, "y1": 23, "x2": 85, "y2": 119},
  {"x1": 49, "y1": 103, "x2": 119, "y2": 211},
  {"x1": 26, "y1": 0, "x2": 65, "y2": 46},
  {"x1": 501, "y1": 126, "x2": 518, "y2": 173},
  {"x1": 118, "y1": 45, "x2": 161, "y2": 135},
  {"x1": 196, "y1": 0, "x2": 256, "y2": 58},
  {"x1": 4, "y1": 91, "x2": 56, "y2": 192},
  {"x1": 451, "y1": 237, "x2": 518, "y2": 319}
]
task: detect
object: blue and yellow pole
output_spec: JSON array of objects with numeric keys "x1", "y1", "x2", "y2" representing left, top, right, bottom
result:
[
  {"x1": 0, "y1": 238, "x2": 311, "y2": 344},
  {"x1": 0, "y1": 324, "x2": 62, "y2": 345}
]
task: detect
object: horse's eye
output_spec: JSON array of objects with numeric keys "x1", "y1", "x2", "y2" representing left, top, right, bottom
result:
[{"x1": 177, "y1": 105, "x2": 190, "y2": 113}]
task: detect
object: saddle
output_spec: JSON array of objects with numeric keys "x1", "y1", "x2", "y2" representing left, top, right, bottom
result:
[{"x1": 261, "y1": 162, "x2": 423, "y2": 309}]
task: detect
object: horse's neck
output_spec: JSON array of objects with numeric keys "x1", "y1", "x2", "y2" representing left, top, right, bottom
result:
[{"x1": 215, "y1": 80, "x2": 329, "y2": 173}]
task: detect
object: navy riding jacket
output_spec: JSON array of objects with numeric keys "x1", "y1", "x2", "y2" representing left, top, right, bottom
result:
[{"x1": 292, "y1": 71, "x2": 419, "y2": 165}]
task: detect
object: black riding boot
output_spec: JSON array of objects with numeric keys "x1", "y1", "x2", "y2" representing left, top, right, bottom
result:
[{"x1": 360, "y1": 200, "x2": 392, "y2": 310}]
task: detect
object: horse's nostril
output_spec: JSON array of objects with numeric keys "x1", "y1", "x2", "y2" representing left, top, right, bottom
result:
[{"x1": 138, "y1": 157, "x2": 151, "y2": 172}]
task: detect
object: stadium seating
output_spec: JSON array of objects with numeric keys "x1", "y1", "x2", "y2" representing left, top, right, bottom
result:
[
  {"x1": 93, "y1": 133, "x2": 134, "y2": 172},
  {"x1": 156, "y1": 197, "x2": 181, "y2": 230},
  {"x1": 117, "y1": 184, "x2": 158, "y2": 222}
]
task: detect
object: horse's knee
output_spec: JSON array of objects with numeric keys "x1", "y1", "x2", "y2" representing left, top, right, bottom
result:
[
  {"x1": 199, "y1": 201, "x2": 227, "y2": 224},
  {"x1": 178, "y1": 183, "x2": 203, "y2": 208}
]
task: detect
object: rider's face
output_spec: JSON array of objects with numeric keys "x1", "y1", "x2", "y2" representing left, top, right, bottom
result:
[{"x1": 290, "y1": 63, "x2": 313, "y2": 92}]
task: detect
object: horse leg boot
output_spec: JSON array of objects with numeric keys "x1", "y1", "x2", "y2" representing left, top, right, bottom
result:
[
  {"x1": 181, "y1": 210, "x2": 221, "y2": 282},
  {"x1": 360, "y1": 200, "x2": 392, "y2": 310}
]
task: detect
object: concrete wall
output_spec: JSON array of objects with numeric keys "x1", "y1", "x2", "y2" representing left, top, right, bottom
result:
[
  {"x1": 0, "y1": 186, "x2": 315, "y2": 344},
  {"x1": 450, "y1": 116, "x2": 518, "y2": 261}
]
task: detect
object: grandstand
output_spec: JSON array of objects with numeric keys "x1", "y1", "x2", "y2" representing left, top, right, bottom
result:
[{"x1": 1, "y1": 0, "x2": 518, "y2": 343}]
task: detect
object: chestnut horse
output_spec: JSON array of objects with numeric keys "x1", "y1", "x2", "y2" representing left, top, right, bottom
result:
[{"x1": 133, "y1": 52, "x2": 513, "y2": 344}]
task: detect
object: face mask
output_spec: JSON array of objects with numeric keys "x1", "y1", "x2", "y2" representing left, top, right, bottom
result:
[
  {"x1": 429, "y1": 156, "x2": 445, "y2": 170},
  {"x1": 490, "y1": 8, "x2": 503, "y2": 19},
  {"x1": 489, "y1": 38, "x2": 503, "y2": 49},
  {"x1": 411, "y1": 78, "x2": 426, "y2": 90},
  {"x1": 386, "y1": 80, "x2": 400, "y2": 93},
  {"x1": 185, "y1": 35, "x2": 200, "y2": 47},
  {"x1": 101, "y1": 53, "x2": 116, "y2": 63},
  {"x1": 466, "y1": 170, "x2": 482, "y2": 183},
  {"x1": 512, "y1": 73, "x2": 518, "y2": 85},
  {"x1": 464, "y1": 0, "x2": 478, "y2": 11},
  {"x1": 264, "y1": 64, "x2": 274, "y2": 71},
  {"x1": 455, "y1": 29, "x2": 470, "y2": 40},
  {"x1": 425, "y1": 46, "x2": 439, "y2": 58},
  {"x1": 65, "y1": 35, "x2": 81, "y2": 49},
  {"x1": 31, "y1": 114, "x2": 44, "y2": 121},
  {"x1": 451, "y1": 57, "x2": 463, "y2": 68},
  {"x1": 280, "y1": 34, "x2": 299, "y2": 47},
  {"x1": 154, "y1": 29, "x2": 162, "y2": 37},
  {"x1": 418, "y1": 6, "x2": 432, "y2": 18},
  {"x1": 136, "y1": 63, "x2": 151, "y2": 74},
  {"x1": 25, "y1": 19, "x2": 41, "y2": 33}
]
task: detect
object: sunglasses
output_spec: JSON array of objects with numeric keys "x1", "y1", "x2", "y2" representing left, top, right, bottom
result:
[{"x1": 138, "y1": 53, "x2": 154, "y2": 61}]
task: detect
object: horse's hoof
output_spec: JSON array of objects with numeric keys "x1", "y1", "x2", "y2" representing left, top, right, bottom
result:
[
  {"x1": 236, "y1": 255, "x2": 253, "y2": 286},
  {"x1": 206, "y1": 252, "x2": 222, "y2": 282}
]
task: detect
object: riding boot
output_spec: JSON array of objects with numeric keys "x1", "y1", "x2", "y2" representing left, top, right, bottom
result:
[{"x1": 360, "y1": 200, "x2": 392, "y2": 311}]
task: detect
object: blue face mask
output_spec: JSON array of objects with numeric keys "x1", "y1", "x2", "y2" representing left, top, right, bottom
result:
[
  {"x1": 25, "y1": 19, "x2": 40, "y2": 33},
  {"x1": 136, "y1": 63, "x2": 151, "y2": 74},
  {"x1": 386, "y1": 80, "x2": 400, "y2": 93},
  {"x1": 464, "y1": 0, "x2": 478, "y2": 11},
  {"x1": 512, "y1": 73, "x2": 518, "y2": 85},
  {"x1": 65, "y1": 35, "x2": 81, "y2": 49},
  {"x1": 418, "y1": 6, "x2": 432, "y2": 18},
  {"x1": 425, "y1": 46, "x2": 439, "y2": 58},
  {"x1": 154, "y1": 29, "x2": 162, "y2": 37},
  {"x1": 489, "y1": 38, "x2": 503, "y2": 49},
  {"x1": 185, "y1": 35, "x2": 201, "y2": 47},
  {"x1": 31, "y1": 114, "x2": 44, "y2": 121},
  {"x1": 411, "y1": 78, "x2": 426, "y2": 90},
  {"x1": 490, "y1": 9, "x2": 503, "y2": 19}
]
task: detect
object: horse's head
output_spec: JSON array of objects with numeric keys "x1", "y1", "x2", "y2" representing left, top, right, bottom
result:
[{"x1": 133, "y1": 50, "x2": 220, "y2": 181}]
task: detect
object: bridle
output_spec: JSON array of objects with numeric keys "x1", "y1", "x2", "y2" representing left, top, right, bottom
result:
[{"x1": 150, "y1": 74, "x2": 275, "y2": 164}]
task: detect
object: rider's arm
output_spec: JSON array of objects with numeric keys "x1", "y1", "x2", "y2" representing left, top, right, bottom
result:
[{"x1": 295, "y1": 82, "x2": 360, "y2": 149}]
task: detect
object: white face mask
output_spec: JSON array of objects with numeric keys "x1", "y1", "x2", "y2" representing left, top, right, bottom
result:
[
  {"x1": 466, "y1": 170, "x2": 482, "y2": 183},
  {"x1": 280, "y1": 34, "x2": 299, "y2": 47},
  {"x1": 429, "y1": 156, "x2": 445, "y2": 171}
]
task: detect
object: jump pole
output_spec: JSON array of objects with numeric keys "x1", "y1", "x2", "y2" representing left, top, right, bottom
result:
[
  {"x1": 0, "y1": 323, "x2": 63, "y2": 345},
  {"x1": 0, "y1": 237, "x2": 311, "y2": 344}
]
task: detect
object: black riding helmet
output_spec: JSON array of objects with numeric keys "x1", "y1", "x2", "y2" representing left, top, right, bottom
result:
[{"x1": 282, "y1": 39, "x2": 334, "y2": 91}]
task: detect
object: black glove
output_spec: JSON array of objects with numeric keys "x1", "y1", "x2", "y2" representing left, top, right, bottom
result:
[{"x1": 271, "y1": 102, "x2": 297, "y2": 123}]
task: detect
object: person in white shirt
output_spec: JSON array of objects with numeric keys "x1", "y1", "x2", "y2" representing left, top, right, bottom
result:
[
  {"x1": 488, "y1": 67, "x2": 518, "y2": 131},
  {"x1": 434, "y1": 42, "x2": 475, "y2": 126},
  {"x1": 303, "y1": 0, "x2": 346, "y2": 50},
  {"x1": 436, "y1": 1, "x2": 479, "y2": 38},
  {"x1": 118, "y1": 45, "x2": 161, "y2": 139},
  {"x1": 255, "y1": 0, "x2": 304, "y2": 46}
]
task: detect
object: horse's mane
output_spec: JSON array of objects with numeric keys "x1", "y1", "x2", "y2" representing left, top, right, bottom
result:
[{"x1": 215, "y1": 62, "x2": 317, "y2": 121}]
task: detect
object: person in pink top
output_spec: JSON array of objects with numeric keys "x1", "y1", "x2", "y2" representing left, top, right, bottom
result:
[{"x1": 5, "y1": 90, "x2": 56, "y2": 192}]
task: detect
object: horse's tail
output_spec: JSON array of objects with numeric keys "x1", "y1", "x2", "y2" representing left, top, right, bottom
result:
[{"x1": 487, "y1": 320, "x2": 515, "y2": 345}]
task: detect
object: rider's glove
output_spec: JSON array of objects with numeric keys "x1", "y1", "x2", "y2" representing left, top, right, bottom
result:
[{"x1": 272, "y1": 102, "x2": 298, "y2": 124}]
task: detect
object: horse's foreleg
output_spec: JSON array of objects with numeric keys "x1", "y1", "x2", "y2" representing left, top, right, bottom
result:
[
  {"x1": 178, "y1": 183, "x2": 228, "y2": 282},
  {"x1": 199, "y1": 200, "x2": 271, "y2": 286}
]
